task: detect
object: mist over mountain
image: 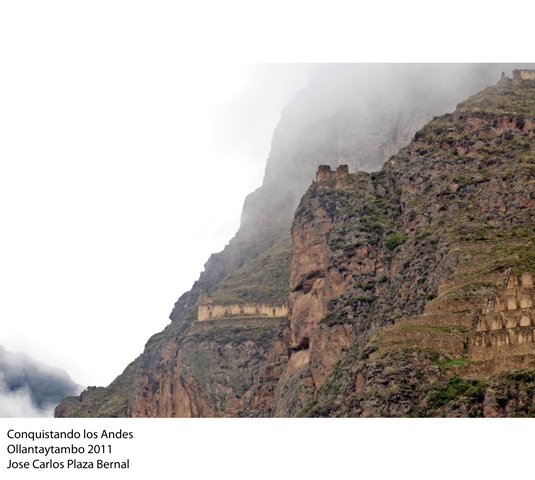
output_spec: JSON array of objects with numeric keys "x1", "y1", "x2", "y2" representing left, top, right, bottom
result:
[
  {"x1": 55, "y1": 64, "x2": 535, "y2": 418},
  {"x1": 0, "y1": 344, "x2": 81, "y2": 417},
  {"x1": 178, "y1": 64, "x2": 527, "y2": 309}
]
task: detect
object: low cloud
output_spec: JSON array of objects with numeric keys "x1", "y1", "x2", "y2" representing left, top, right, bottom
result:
[
  {"x1": 0, "y1": 345, "x2": 82, "y2": 418},
  {"x1": 0, "y1": 376, "x2": 55, "y2": 417}
]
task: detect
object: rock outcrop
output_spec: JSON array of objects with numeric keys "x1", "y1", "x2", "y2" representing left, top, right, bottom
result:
[
  {"x1": 290, "y1": 71, "x2": 535, "y2": 417},
  {"x1": 56, "y1": 65, "x2": 535, "y2": 418}
]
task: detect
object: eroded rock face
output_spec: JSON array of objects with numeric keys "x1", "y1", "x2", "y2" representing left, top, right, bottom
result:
[
  {"x1": 56, "y1": 66, "x2": 535, "y2": 418},
  {"x1": 129, "y1": 319, "x2": 281, "y2": 417},
  {"x1": 288, "y1": 208, "x2": 334, "y2": 349},
  {"x1": 244, "y1": 73, "x2": 535, "y2": 418},
  {"x1": 309, "y1": 324, "x2": 351, "y2": 388},
  {"x1": 276, "y1": 180, "x2": 360, "y2": 406},
  {"x1": 293, "y1": 75, "x2": 535, "y2": 417}
]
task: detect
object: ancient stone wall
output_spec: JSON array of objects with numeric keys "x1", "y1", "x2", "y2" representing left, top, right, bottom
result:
[
  {"x1": 469, "y1": 273, "x2": 535, "y2": 360},
  {"x1": 513, "y1": 69, "x2": 535, "y2": 83},
  {"x1": 197, "y1": 295, "x2": 287, "y2": 321}
]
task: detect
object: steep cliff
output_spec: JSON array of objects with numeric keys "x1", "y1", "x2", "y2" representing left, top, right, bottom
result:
[
  {"x1": 262, "y1": 71, "x2": 535, "y2": 417},
  {"x1": 56, "y1": 65, "x2": 535, "y2": 418}
]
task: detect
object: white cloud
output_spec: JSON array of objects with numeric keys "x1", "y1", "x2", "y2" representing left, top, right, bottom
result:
[{"x1": 0, "y1": 374, "x2": 55, "y2": 418}]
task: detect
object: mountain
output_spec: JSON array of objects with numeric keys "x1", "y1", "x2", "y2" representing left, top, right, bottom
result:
[
  {"x1": 55, "y1": 64, "x2": 535, "y2": 417},
  {"x1": 0, "y1": 345, "x2": 81, "y2": 417},
  {"x1": 257, "y1": 69, "x2": 535, "y2": 417}
]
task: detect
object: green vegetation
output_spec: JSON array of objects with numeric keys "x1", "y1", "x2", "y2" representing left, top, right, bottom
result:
[
  {"x1": 399, "y1": 325, "x2": 468, "y2": 334},
  {"x1": 457, "y1": 80, "x2": 535, "y2": 117},
  {"x1": 443, "y1": 281, "x2": 498, "y2": 300},
  {"x1": 320, "y1": 310, "x2": 348, "y2": 327},
  {"x1": 60, "y1": 71, "x2": 535, "y2": 419},
  {"x1": 59, "y1": 360, "x2": 140, "y2": 418},
  {"x1": 385, "y1": 234, "x2": 407, "y2": 250},
  {"x1": 425, "y1": 375, "x2": 486, "y2": 411},
  {"x1": 437, "y1": 357, "x2": 471, "y2": 368},
  {"x1": 186, "y1": 320, "x2": 281, "y2": 349},
  {"x1": 455, "y1": 239, "x2": 535, "y2": 279},
  {"x1": 212, "y1": 237, "x2": 292, "y2": 304}
]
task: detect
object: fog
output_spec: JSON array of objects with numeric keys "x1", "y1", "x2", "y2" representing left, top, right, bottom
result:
[
  {"x1": 3, "y1": 61, "x2": 534, "y2": 398},
  {"x1": 212, "y1": 64, "x2": 310, "y2": 161},
  {"x1": 0, "y1": 61, "x2": 309, "y2": 389},
  {"x1": 0, "y1": 380, "x2": 56, "y2": 418},
  {"x1": 243, "y1": 64, "x2": 535, "y2": 235},
  {"x1": 0, "y1": 345, "x2": 81, "y2": 418},
  {"x1": 2, "y1": 4, "x2": 534, "y2": 406}
]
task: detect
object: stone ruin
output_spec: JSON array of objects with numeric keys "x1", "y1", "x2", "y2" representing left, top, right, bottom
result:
[
  {"x1": 197, "y1": 292, "x2": 288, "y2": 322},
  {"x1": 316, "y1": 164, "x2": 349, "y2": 182},
  {"x1": 470, "y1": 271, "x2": 535, "y2": 359},
  {"x1": 500, "y1": 69, "x2": 535, "y2": 84}
]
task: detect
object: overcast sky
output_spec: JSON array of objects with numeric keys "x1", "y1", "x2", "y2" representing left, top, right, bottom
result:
[
  {"x1": 0, "y1": 1, "x2": 531, "y2": 402},
  {"x1": 0, "y1": 10, "x2": 310, "y2": 388}
]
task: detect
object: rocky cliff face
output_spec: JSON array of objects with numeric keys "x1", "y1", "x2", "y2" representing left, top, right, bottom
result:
[
  {"x1": 272, "y1": 71, "x2": 535, "y2": 417},
  {"x1": 56, "y1": 65, "x2": 535, "y2": 418}
]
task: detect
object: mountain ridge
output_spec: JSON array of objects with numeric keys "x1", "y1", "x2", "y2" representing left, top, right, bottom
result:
[
  {"x1": 0, "y1": 345, "x2": 81, "y2": 417},
  {"x1": 55, "y1": 64, "x2": 535, "y2": 418}
]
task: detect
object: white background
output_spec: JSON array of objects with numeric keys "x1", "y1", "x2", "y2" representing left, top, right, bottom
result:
[
  {"x1": 0, "y1": 1, "x2": 532, "y2": 477},
  {"x1": 1, "y1": 419, "x2": 532, "y2": 479},
  {"x1": 0, "y1": 4, "x2": 308, "y2": 388}
]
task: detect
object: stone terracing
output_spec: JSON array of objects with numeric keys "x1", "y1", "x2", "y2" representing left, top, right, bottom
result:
[
  {"x1": 283, "y1": 73, "x2": 535, "y2": 417},
  {"x1": 372, "y1": 243, "x2": 535, "y2": 377},
  {"x1": 470, "y1": 271, "x2": 535, "y2": 361},
  {"x1": 56, "y1": 66, "x2": 535, "y2": 419}
]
